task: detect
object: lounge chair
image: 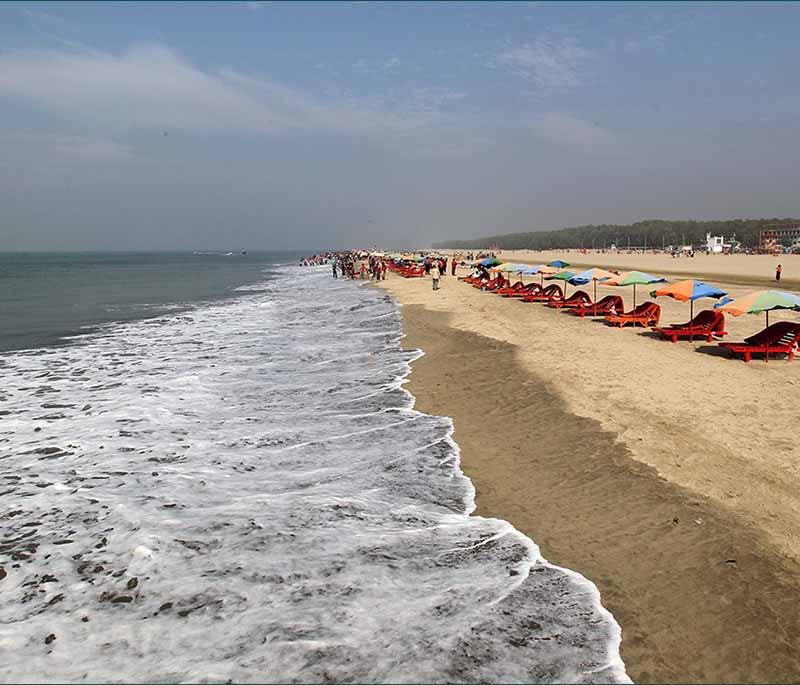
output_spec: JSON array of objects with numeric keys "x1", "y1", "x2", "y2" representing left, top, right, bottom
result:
[
  {"x1": 494, "y1": 280, "x2": 526, "y2": 296},
  {"x1": 719, "y1": 321, "x2": 800, "y2": 362},
  {"x1": 521, "y1": 283, "x2": 563, "y2": 303},
  {"x1": 504, "y1": 282, "x2": 543, "y2": 298},
  {"x1": 480, "y1": 277, "x2": 509, "y2": 292},
  {"x1": 567, "y1": 295, "x2": 625, "y2": 318},
  {"x1": 547, "y1": 290, "x2": 592, "y2": 309},
  {"x1": 652, "y1": 309, "x2": 727, "y2": 343},
  {"x1": 605, "y1": 302, "x2": 661, "y2": 328}
]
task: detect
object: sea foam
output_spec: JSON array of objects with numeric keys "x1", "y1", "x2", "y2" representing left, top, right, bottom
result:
[{"x1": 0, "y1": 265, "x2": 629, "y2": 683}]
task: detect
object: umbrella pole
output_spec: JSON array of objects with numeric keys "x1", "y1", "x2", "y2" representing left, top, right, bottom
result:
[
  {"x1": 633, "y1": 283, "x2": 637, "y2": 309},
  {"x1": 593, "y1": 280, "x2": 597, "y2": 315},
  {"x1": 766, "y1": 310, "x2": 769, "y2": 363}
]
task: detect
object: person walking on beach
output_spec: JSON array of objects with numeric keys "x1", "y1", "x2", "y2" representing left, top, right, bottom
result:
[
  {"x1": 430, "y1": 262, "x2": 441, "y2": 290},
  {"x1": 451, "y1": 257, "x2": 457, "y2": 276},
  {"x1": 776, "y1": 264, "x2": 782, "y2": 282},
  {"x1": 332, "y1": 262, "x2": 338, "y2": 279}
]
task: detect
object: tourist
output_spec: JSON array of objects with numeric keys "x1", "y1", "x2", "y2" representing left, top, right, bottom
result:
[
  {"x1": 776, "y1": 264, "x2": 782, "y2": 282},
  {"x1": 430, "y1": 262, "x2": 441, "y2": 290}
]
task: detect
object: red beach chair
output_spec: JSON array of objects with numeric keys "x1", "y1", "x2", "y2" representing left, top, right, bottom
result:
[
  {"x1": 479, "y1": 276, "x2": 509, "y2": 292},
  {"x1": 504, "y1": 283, "x2": 543, "y2": 298},
  {"x1": 494, "y1": 280, "x2": 526, "y2": 296},
  {"x1": 605, "y1": 302, "x2": 661, "y2": 328},
  {"x1": 652, "y1": 309, "x2": 727, "y2": 343},
  {"x1": 719, "y1": 321, "x2": 800, "y2": 362},
  {"x1": 567, "y1": 295, "x2": 625, "y2": 318},
  {"x1": 547, "y1": 290, "x2": 592, "y2": 309},
  {"x1": 522, "y1": 283, "x2": 563, "y2": 303}
]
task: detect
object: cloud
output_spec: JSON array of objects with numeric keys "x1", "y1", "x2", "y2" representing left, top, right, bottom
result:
[
  {"x1": 531, "y1": 112, "x2": 619, "y2": 149},
  {"x1": 0, "y1": 130, "x2": 134, "y2": 162},
  {"x1": 0, "y1": 45, "x2": 440, "y2": 136},
  {"x1": 495, "y1": 37, "x2": 591, "y2": 89}
]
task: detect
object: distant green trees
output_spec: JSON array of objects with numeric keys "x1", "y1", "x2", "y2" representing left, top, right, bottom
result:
[{"x1": 433, "y1": 218, "x2": 799, "y2": 250}]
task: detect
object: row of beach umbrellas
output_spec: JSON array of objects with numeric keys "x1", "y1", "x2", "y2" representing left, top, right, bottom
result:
[{"x1": 483, "y1": 258, "x2": 800, "y2": 332}]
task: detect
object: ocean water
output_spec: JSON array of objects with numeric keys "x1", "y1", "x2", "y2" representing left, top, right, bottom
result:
[
  {"x1": 0, "y1": 251, "x2": 283, "y2": 353},
  {"x1": 0, "y1": 258, "x2": 629, "y2": 683}
]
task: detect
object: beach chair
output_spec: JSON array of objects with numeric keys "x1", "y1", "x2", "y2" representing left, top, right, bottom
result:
[
  {"x1": 547, "y1": 290, "x2": 592, "y2": 309},
  {"x1": 521, "y1": 283, "x2": 563, "y2": 303},
  {"x1": 504, "y1": 282, "x2": 543, "y2": 298},
  {"x1": 494, "y1": 280, "x2": 526, "y2": 296},
  {"x1": 652, "y1": 309, "x2": 727, "y2": 343},
  {"x1": 719, "y1": 321, "x2": 800, "y2": 362},
  {"x1": 567, "y1": 295, "x2": 625, "y2": 319},
  {"x1": 604, "y1": 302, "x2": 661, "y2": 328},
  {"x1": 480, "y1": 277, "x2": 509, "y2": 292}
]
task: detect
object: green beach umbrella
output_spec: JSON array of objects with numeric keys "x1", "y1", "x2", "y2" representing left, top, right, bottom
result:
[
  {"x1": 605, "y1": 270, "x2": 666, "y2": 308},
  {"x1": 544, "y1": 269, "x2": 576, "y2": 296},
  {"x1": 716, "y1": 290, "x2": 800, "y2": 361}
]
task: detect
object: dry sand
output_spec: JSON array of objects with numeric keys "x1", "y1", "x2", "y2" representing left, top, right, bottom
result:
[{"x1": 376, "y1": 260, "x2": 800, "y2": 683}]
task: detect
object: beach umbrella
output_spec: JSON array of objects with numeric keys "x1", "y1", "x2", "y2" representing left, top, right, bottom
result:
[
  {"x1": 544, "y1": 269, "x2": 576, "y2": 296},
  {"x1": 605, "y1": 270, "x2": 667, "y2": 308},
  {"x1": 548, "y1": 259, "x2": 570, "y2": 268},
  {"x1": 522, "y1": 264, "x2": 558, "y2": 287},
  {"x1": 569, "y1": 268, "x2": 618, "y2": 310},
  {"x1": 716, "y1": 290, "x2": 800, "y2": 325},
  {"x1": 650, "y1": 279, "x2": 727, "y2": 321},
  {"x1": 716, "y1": 290, "x2": 800, "y2": 361},
  {"x1": 478, "y1": 257, "x2": 501, "y2": 267}
]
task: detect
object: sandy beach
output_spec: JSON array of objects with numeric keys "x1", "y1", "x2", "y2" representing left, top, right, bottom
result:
[{"x1": 377, "y1": 254, "x2": 800, "y2": 683}]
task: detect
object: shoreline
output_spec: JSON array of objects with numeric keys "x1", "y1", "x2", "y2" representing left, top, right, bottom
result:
[{"x1": 386, "y1": 289, "x2": 800, "y2": 682}]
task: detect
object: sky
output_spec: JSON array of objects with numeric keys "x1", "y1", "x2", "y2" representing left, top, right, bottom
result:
[{"x1": 2, "y1": 1, "x2": 800, "y2": 250}]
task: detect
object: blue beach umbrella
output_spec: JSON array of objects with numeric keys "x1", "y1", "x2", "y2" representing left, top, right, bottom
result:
[{"x1": 548, "y1": 259, "x2": 570, "y2": 268}]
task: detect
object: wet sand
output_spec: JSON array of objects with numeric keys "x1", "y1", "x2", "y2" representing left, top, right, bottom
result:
[{"x1": 379, "y1": 273, "x2": 800, "y2": 682}]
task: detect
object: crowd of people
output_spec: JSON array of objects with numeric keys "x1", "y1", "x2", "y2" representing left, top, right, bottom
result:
[{"x1": 299, "y1": 251, "x2": 389, "y2": 281}]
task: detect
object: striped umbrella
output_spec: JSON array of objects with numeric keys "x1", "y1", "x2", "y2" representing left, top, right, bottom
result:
[{"x1": 717, "y1": 290, "x2": 800, "y2": 361}]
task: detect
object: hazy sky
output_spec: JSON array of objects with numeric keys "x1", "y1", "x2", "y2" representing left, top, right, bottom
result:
[{"x1": 2, "y1": 1, "x2": 800, "y2": 250}]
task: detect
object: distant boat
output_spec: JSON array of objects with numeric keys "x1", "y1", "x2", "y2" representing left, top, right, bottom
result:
[
  {"x1": 241, "y1": 250, "x2": 247, "y2": 255},
  {"x1": 225, "y1": 252, "x2": 233, "y2": 256}
]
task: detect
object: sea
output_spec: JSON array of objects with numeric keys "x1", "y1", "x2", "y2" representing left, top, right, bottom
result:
[{"x1": 0, "y1": 252, "x2": 630, "y2": 683}]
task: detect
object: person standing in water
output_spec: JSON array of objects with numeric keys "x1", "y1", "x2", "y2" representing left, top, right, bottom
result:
[
  {"x1": 430, "y1": 262, "x2": 441, "y2": 290},
  {"x1": 776, "y1": 264, "x2": 783, "y2": 282},
  {"x1": 332, "y1": 261, "x2": 338, "y2": 279}
]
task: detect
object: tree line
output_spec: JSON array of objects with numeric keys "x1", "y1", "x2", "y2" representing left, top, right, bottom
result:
[{"x1": 432, "y1": 218, "x2": 799, "y2": 251}]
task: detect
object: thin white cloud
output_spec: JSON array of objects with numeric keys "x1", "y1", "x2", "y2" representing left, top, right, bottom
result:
[
  {"x1": 495, "y1": 37, "x2": 591, "y2": 89},
  {"x1": 0, "y1": 45, "x2": 440, "y2": 136}
]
